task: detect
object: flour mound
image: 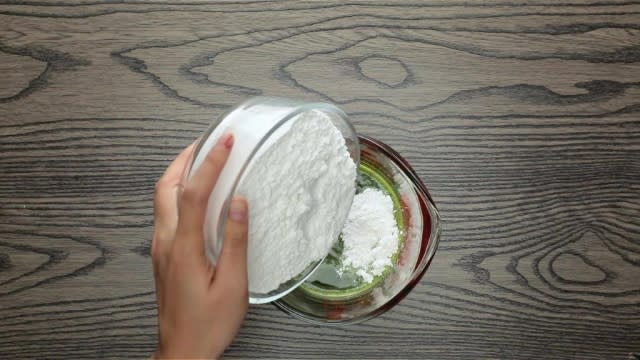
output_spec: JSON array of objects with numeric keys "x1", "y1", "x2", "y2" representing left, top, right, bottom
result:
[
  {"x1": 238, "y1": 110, "x2": 356, "y2": 294},
  {"x1": 340, "y1": 188, "x2": 398, "y2": 283}
]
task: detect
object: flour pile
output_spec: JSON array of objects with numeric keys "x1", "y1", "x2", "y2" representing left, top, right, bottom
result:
[
  {"x1": 238, "y1": 110, "x2": 356, "y2": 294},
  {"x1": 340, "y1": 188, "x2": 398, "y2": 283}
]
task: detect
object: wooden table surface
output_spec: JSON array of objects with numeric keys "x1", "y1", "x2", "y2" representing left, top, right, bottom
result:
[{"x1": 1, "y1": 1, "x2": 639, "y2": 359}]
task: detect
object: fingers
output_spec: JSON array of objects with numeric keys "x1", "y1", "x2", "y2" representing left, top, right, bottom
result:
[
  {"x1": 152, "y1": 143, "x2": 196, "y2": 263},
  {"x1": 176, "y1": 133, "x2": 233, "y2": 248},
  {"x1": 214, "y1": 197, "x2": 249, "y2": 297}
]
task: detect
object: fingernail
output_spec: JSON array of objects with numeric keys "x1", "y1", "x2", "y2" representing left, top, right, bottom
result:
[
  {"x1": 229, "y1": 198, "x2": 247, "y2": 222},
  {"x1": 217, "y1": 132, "x2": 234, "y2": 150}
]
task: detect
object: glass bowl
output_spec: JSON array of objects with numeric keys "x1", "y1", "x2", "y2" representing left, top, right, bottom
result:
[
  {"x1": 273, "y1": 135, "x2": 441, "y2": 324},
  {"x1": 184, "y1": 96, "x2": 360, "y2": 304}
]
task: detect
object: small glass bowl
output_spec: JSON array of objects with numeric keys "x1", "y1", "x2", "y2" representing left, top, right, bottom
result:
[
  {"x1": 273, "y1": 135, "x2": 441, "y2": 324},
  {"x1": 184, "y1": 96, "x2": 360, "y2": 304}
]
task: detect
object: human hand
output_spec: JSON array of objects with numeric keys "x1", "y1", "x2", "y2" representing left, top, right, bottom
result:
[{"x1": 151, "y1": 133, "x2": 249, "y2": 359}]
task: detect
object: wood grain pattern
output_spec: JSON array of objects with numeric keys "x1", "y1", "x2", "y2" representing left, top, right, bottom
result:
[{"x1": 1, "y1": 1, "x2": 639, "y2": 359}]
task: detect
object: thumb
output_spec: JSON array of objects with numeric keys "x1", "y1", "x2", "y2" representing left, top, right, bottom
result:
[{"x1": 214, "y1": 196, "x2": 249, "y2": 297}]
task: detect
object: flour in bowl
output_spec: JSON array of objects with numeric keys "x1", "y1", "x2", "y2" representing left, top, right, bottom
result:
[
  {"x1": 340, "y1": 188, "x2": 398, "y2": 283},
  {"x1": 237, "y1": 110, "x2": 356, "y2": 294}
]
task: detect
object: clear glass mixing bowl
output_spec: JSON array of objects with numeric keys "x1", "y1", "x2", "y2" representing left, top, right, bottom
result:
[
  {"x1": 273, "y1": 135, "x2": 441, "y2": 324},
  {"x1": 183, "y1": 96, "x2": 360, "y2": 304}
]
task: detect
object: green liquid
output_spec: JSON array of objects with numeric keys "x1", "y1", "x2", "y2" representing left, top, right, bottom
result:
[{"x1": 299, "y1": 161, "x2": 404, "y2": 302}]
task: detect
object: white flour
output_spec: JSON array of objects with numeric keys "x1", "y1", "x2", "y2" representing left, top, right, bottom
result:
[
  {"x1": 340, "y1": 188, "x2": 398, "y2": 283},
  {"x1": 238, "y1": 110, "x2": 356, "y2": 294}
]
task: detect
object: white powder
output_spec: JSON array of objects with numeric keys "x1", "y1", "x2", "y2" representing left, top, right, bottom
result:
[
  {"x1": 340, "y1": 188, "x2": 398, "y2": 283},
  {"x1": 238, "y1": 110, "x2": 356, "y2": 294}
]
